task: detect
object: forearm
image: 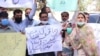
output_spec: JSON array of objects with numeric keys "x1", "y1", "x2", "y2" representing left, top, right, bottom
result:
[{"x1": 28, "y1": 0, "x2": 37, "y2": 19}]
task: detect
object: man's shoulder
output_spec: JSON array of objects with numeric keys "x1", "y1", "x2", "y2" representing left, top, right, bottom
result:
[{"x1": 0, "y1": 26, "x2": 16, "y2": 33}]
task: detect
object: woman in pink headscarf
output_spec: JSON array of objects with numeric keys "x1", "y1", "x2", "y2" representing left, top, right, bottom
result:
[{"x1": 68, "y1": 12, "x2": 98, "y2": 56}]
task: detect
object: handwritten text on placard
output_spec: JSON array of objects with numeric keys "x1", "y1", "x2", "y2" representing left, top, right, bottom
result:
[
  {"x1": 25, "y1": 25, "x2": 62, "y2": 55},
  {"x1": 0, "y1": 33, "x2": 26, "y2": 56}
]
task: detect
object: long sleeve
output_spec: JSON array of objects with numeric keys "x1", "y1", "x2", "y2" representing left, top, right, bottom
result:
[
  {"x1": 28, "y1": 0, "x2": 37, "y2": 19},
  {"x1": 25, "y1": 0, "x2": 37, "y2": 27}
]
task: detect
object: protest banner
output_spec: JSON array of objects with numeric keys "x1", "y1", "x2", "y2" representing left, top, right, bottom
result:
[
  {"x1": 0, "y1": 33, "x2": 26, "y2": 56},
  {"x1": 0, "y1": 0, "x2": 33, "y2": 8},
  {"x1": 25, "y1": 25, "x2": 62, "y2": 55},
  {"x1": 88, "y1": 23, "x2": 100, "y2": 43},
  {"x1": 46, "y1": 0, "x2": 78, "y2": 11}
]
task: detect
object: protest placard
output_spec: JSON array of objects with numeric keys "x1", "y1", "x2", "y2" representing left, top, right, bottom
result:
[
  {"x1": 0, "y1": 0, "x2": 33, "y2": 8},
  {"x1": 0, "y1": 33, "x2": 26, "y2": 56},
  {"x1": 46, "y1": 0, "x2": 78, "y2": 11},
  {"x1": 25, "y1": 25, "x2": 62, "y2": 55}
]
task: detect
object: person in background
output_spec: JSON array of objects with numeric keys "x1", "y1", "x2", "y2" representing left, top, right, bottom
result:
[
  {"x1": 61, "y1": 12, "x2": 70, "y2": 39},
  {"x1": 25, "y1": 8, "x2": 35, "y2": 26},
  {"x1": 70, "y1": 13, "x2": 98, "y2": 56},
  {"x1": 61, "y1": 12, "x2": 69, "y2": 23},
  {"x1": 0, "y1": 7, "x2": 8, "y2": 12},
  {"x1": 41, "y1": 7, "x2": 60, "y2": 56},
  {"x1": 25, "y1": 8, "x2": 32, "y2": 17},
  {"x1": 30, "y1": 6, "x2": 59, "y2": 26},
  {"x1": 9, "y1": 9, "x2": 26, "y2": 32},
  {"x1": 0, "y1": 7, "x2": 3, "y2": 12},
  {"x1": 9, "y1": 0, "x2": 37, "y2": 32},
  {"x1": 0, "y1": 12, "x2": 15, "y2": 32},
  {"x1": 9, "y1": 1, "x2": 37, "y2": 56},
  {"x1": 62, "y1": 23, "x2": 74, "y2": 56},
  {"x1": 2, "y1": 8, "x2": 8, "y2": 12},
  {"x1": 33, "y1": 12, "x2": 55, "y2": 56},
  {"x1": 36, "y1": 12, "x2": 49, "y2": 25},
  {"x1": 25, "y1": 8, "x2": 40, "y2": 26},
  {"x1": 41, "y1": 6, "x2": 50, "y2": 13},
  {"x1": 25, "y1": 7, "x2": 35, "y2": 56},
  {"x1": 84, "y1": 12, "x2": 89, "y2": 23},
  {"x1": 41, "y1": 6, "x2": 59, "y2": 24},
  {"x1": 57, "y1": 11, "x2": 73, "y2": 56}
]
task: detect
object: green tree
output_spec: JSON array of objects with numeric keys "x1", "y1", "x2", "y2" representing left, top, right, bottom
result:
[
  {"x1": 78, "y1": 0, "x2": 92, "y2": 11},
  {"x1": 36, "y1": 0, "x2": 46, "y2": 10},
  {"x1": 96, "y1": 0, "x2": 100, "y2": 11}
]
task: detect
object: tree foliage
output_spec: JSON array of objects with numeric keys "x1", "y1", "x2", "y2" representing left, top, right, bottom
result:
[
  {"x1": 78, "y1": 0, "x2": 92, "y2": 11},
  {"x1": 96, "y1": 0, "x2": 100, "y2": 11}
]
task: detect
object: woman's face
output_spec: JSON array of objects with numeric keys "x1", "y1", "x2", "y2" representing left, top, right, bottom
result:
[{"x1": 77, "y1": 14, "x2": 85, "y2": 22}]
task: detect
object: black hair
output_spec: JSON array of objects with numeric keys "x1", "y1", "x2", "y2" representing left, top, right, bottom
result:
[
  {"x1": 0, "y1": 7, "x2": 3, "y2": 9},
  {"x1": 41, "y1": 6, "x2": 49, "y2": 13},
  {"x1": 0, "y1": 12, "x2": 8, "y2": 18},
  {"x1": 13, "y1": 9, "x2": 22, "y2": 15},
  {"x1": 39, "y1": 12, "x2": 48, "y2": 17},
  {"x1": 41, "y1": 6, "x2": 46, "y2": 12},
  {"x1": 61, "y1": 12, "x2": 69, "y2": 16},
  {"x1": 84, "y1": 12, "x2": 89, "y2": 15}
]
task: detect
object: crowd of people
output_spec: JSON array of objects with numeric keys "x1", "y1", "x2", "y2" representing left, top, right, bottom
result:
[{"x1": 0, "y1": 0, "x2": 99, "y2": 56}]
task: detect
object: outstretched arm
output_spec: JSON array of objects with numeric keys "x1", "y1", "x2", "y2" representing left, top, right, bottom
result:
[{"x1": 28, "y1": 0, "x2": 37, "y2": 19}]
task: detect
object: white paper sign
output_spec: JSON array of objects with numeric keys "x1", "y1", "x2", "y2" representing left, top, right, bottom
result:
[
  {"x1": 0, "y1": 0, "x2": 33, "y2": 8},
  {"x1": 25, "y1": 25, "x2": 62, "y2": 55}
]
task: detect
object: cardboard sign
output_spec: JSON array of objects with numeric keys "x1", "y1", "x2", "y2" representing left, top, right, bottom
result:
[
  {"x1": 25, "y1": 25, "x2": 62, "y2": 55},
  {"x1": 0, "y1": 0, "x2": 33, "y2": 8},
  {"x1": 0, "y1": 33, "x2": 26, "y2": 56}
]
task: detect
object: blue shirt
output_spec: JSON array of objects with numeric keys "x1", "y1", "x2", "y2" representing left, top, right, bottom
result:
[{"x1": 9, "y1": 1, "x2": 37, "y2": 32}]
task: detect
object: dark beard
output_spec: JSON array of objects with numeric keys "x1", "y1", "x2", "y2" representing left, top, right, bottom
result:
[
  {"x1": 15, "y1": 17, "x2": 22, "y2": 24},
  {"x1": 25, "y1": 15, "x2": 28, "y2": 17}
]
